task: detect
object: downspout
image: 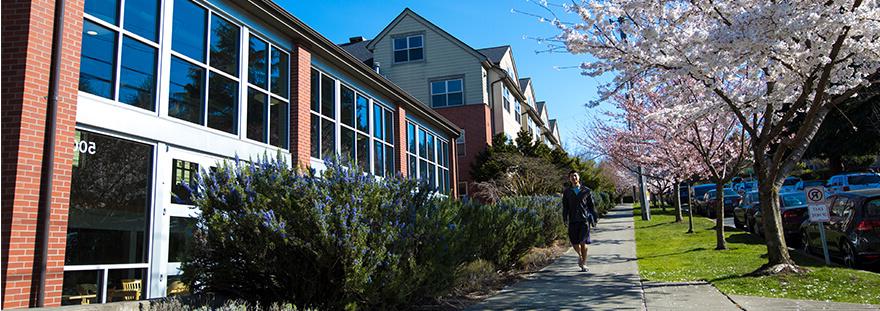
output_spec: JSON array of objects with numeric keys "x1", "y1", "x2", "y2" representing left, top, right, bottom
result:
[
  {"x1": 36, "y1": 0, "x2": 66, "y2": 306},
  {"x1": 488, "y1": 70, "x2": 508, "y2": 140}
]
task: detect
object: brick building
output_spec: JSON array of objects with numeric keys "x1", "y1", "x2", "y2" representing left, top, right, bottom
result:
[{"x1": 1, "y1": 0, "x2": 459, "y2": 307}]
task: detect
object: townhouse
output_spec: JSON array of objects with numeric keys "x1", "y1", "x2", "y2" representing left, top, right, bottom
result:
[
  {"x1": 2, "y1": 0, "x2": 460, "y2": 308},
  {"x1": 340, "y1": 8, "x2": 563, "y2": 199}
]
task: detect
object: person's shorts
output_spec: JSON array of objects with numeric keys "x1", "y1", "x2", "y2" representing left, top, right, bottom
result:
[{"x1": 568, "y1": 221, "x2": 591, "y2": 245}]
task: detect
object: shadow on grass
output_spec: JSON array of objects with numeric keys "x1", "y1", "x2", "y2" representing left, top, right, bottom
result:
[
  {"x1": 638, "y1": 247, "x2": 708, "y2": 260},
  {"x1": 726, "y1": 233, "x2": 764, "y2": 245},
  {"x1": 638, "y1": 221, "x2": 678, "y2": 229}
]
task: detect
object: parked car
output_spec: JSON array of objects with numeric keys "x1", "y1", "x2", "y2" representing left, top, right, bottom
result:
[
  {"x1": 691, "y1": 184, "x2": 716, "y2": 215},
  {"x1": 702, "y1": 188, "x2": 742, "y2": 218},
  {"x1": 800, "y1": 189, "x2": 880, "y2": 268},
  {"x1": 753, "y1": 192, "x2": 808, "y2": 245},
  {"x1": 734, "y1": 190, "x2": 759, "y2": 230},
  {"x1": 825, "y1": 173, "x2": 880, "y2": 197},
  {"x1": 734, "y1": 181, "x2": 758, "y2": 195},
  {"x1": 780, "y1": 176, "x2": 802, "y2": 193},
  {"x1": 795, "y1": 180, "x2": 824, "y2": 192}
]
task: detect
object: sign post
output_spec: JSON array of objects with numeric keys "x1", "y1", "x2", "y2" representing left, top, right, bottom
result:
[{"x1": 805, "y1": 186, "x2": 831, "y2": 265}]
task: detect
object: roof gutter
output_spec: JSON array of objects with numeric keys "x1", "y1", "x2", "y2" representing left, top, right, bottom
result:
[{"x1": 36, "y1": 0, "x2": 65, "y2": 306}]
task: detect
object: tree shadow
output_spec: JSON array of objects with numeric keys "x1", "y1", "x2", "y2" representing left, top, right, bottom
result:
[
  {"x1": 726, "y1": 233, "x2": 764, "y2": 245},
  {"x1": 638, "y1": 247, "x2": 708, "y2": 260}
]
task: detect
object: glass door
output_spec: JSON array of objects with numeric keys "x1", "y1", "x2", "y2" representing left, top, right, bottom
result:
[{"x1": 149, "y1": 145, "x2": 221, "y2": 298}]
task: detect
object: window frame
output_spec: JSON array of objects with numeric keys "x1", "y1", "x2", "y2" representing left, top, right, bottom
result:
[
  {"x1": 405, "y1": 121, "x2": 451, "y2": 194},
  {"x1": 81, "y1": 0, "x2": 162, "y2": 112},
  {"x1": 392, "y1": 33, "x2": 425, "y2": 64},
  {"x1": 244, "y1": 31, "x2": 291, "y2": 149},
  {"x1": 429, "y1": 77, "x2": 464, "y2": 108},
  {"x1": 310, "y1": 67, "x2": 396, "y2": 177}
]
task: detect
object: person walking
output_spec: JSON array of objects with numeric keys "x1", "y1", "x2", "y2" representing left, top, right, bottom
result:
[{"x1": 562, "y1": 170, "x2": 598, "y2": 272}]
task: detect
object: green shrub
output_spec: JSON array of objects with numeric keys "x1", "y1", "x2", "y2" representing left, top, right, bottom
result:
[
  {"x1": 182, "y1": 156, "x2": 468, "y2": 309},
  {"x1": 182, "y1": 155, "x2": 578, "y2": 309},
  {"x1": 499, "y1": 196, "x2": 565, "y2": 247},
  {"x1": 458, "y1": 200, "x2": 542, "y2": 269}
]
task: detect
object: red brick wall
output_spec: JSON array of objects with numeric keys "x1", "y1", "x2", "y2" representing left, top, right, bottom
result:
[
  {"x1": 434, "y1": 104, "x2": 492, "y2": 197},
  {"x1": 290, "y1": 44, "x2": 312, "y2": 169},
  {"x1": 1, "y1": 0, "x2": 84, "y2": 308},
  {"x1": 395, "y1": 106, "x2": 408, "y2": 177}
]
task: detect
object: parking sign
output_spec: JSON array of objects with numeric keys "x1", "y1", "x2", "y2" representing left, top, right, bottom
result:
[{"x1": 805, "y1": 186, "x2": 829, "y2": 223}]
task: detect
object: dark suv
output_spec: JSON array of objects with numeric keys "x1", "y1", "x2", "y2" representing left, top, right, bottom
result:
[
  {"x1": 800, "y1": 189, "x2": 880, "y2": 268},
  {"x1": 702, "y1": 188, "x2": 742, "y2": 218},
  {"x1": 753, "y1": 192, "x2": 808, "y2": 245},
  {"x1": 691, "y1": 184, "x2": 716, "y2": 216}
]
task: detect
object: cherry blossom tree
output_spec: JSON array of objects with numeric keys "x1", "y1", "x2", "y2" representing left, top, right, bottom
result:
[
  {"x1": 586, "y1": 78, "x2": 749, "y2": 248},
  {"x1": 549, "y1": 0, "x2": 880, "y2": 274}
]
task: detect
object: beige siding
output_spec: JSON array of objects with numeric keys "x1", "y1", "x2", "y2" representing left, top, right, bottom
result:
[{"x1": 372, "y1": 16, "x2": 485, "y2": 107}]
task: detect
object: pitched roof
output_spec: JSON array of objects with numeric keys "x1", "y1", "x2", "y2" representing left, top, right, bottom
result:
[
  {"x1": 476, "y1": 45, "x2": 510, "y2": 65},
  {"x1": 338, "y1": 39, "x2": 374, "y2": 65},
  {"x1": 518, "y1": 77, "x2": 531, "y2": 93},
  {"x1": 366, "y1": 8, "x2": 488, "y2": 62}
]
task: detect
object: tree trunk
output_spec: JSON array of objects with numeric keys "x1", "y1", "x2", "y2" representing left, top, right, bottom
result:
[
  {"x1": 661, "y1": 192, "x2": 667, "y2": 211},
  {"x1": 674, "y1": 181, "x2": 683, "y2": 222},
  {"x1": 753, "y1": 159, "x2": 804, "y2": 275},
  {"x1": 715, "y1": 183, "x2": 727, "y2": 250},
  {"x1": 829, "y1": 154, "x2": 844, "y2": 174}
]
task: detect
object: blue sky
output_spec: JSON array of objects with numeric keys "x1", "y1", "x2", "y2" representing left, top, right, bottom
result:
[{"x1": 278, "y1": 0, "x2": 614, "y2": 154}]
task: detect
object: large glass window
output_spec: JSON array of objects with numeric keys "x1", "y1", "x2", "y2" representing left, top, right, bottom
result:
[
  {"x1": 393, "y1": 34, "x2": 424, "y2": 63},
  {"x1": 80, "y1": 0, "x2": 160, "y2": 111},
  {"x1": 67, "y1": 130, "x2": 153, "y2": 265},
  {"x1": 405, "y1": 122, "x2": 450, "y2": 193},
  {"x1": 168, "y1": 4, "x2": 241, "y2": 135},
  {"x1": 430, "y1": 78, "x2": 463, "y2": 107},
  {"x1": 310, "y1": 68, "x2": 395, "y2": 176},
  {"x1": 245, "y1": 35, "x2": 290, "y2": 148}
]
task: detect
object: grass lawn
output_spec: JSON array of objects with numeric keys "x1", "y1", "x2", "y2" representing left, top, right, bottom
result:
[{"x1": 633, "y1": 206, "x2": 880, "y2": 304}]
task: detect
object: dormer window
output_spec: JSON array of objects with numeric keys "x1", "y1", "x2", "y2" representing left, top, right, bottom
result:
[{"x1": 393, "y1": 34, "x2": 424, "y2": 63}]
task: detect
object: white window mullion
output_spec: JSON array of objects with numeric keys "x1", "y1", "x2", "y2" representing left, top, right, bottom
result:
[
  {"x1": 113, "y1": 0, "x2": 126, "y2": 102},
  {"x1": 367, "y1": 97, "x2": 374, "y2": 174},
  {"x1": 334, "y1": 78, "x2": 341, "y2": 161},
  {"x1": 238, "y1": 28, "x2": 249, "y2": 139},
  {"x1": 157, "y1": 0, "x2": 174, "y2": 119}
]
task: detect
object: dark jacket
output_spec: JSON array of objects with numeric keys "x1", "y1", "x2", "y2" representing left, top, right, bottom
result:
[{"x1": 562, "y1": 185, "x2": 598, "y2": 225}]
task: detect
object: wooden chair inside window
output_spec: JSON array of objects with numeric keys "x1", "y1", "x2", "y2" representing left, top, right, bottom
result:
[{"x1": 109, "y1": 279, "x2": 142, "y2": 301}]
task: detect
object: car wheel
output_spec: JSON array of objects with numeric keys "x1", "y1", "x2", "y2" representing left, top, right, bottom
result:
[
  {"x1": 800, "y1": 231, "x2": 812, "y2": 255},
  {"x1": 843, "y1": 242, "x2": 858, "y2": 268},
  {"x1": 733, "y1": 216, "x2": 743, "y2": 230},
  {"x1": 753, "y1": 221, "x2": 763, "y2": 238}
]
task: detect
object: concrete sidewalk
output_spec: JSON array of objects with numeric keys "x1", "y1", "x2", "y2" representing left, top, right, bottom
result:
[
  {"x1": 470, "y1": 205, "x2": 880, "y2": 311},
  {"x1": 468, "y1": 205, "x2": 644, "y2": 311}
]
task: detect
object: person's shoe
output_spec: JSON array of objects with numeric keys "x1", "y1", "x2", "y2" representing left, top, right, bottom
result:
[{"x1": 581, "y1": 266, "x2": 588, "y2": 272}]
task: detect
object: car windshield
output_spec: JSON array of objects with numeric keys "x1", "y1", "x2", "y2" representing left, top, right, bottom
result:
[
  {"x1": 866, "y1": 199, "x2": 880, "y2": 219},
  {"x1": 804, "y1": 180, "x2": 823, "y2": 187},
  {"x1": 849, "y1": 174, "x2": 880, "y2": 185},
  {"x1": 782, "y1": 178, "x2": 800, "y2": 186},
  {"x1": 745, "y1": 182, "x2": 756, "y2": 189},
  {"x1": 694, "y1": 185, "x2": 714, "y2": 197},
  {"x1": 723, "y1": 189, "x2": 738, "y2": 196},
  {"x1": 747, "y1": 192, "x2": 759, "y2": 202},
  {"x1": 780, "y1": 193, "x2": 807, "y2": 207},
  {"x1": 705, "y1": 190, "x2": 716, "y2": 197}
]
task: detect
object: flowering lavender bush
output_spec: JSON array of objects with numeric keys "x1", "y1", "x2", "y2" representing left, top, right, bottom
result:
[
  {"x1": 499, "y1": 196, "x2": 565, "y2": 248},
  {"x1": 181, "y1": 155, "x2": 469, "y2": 309},
  {"x1": 459, "y1": 200, "x2": 543, "y2": 269},
  {"x1": 181, "y1": 155, "x2": 564, "y2": 309}
]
